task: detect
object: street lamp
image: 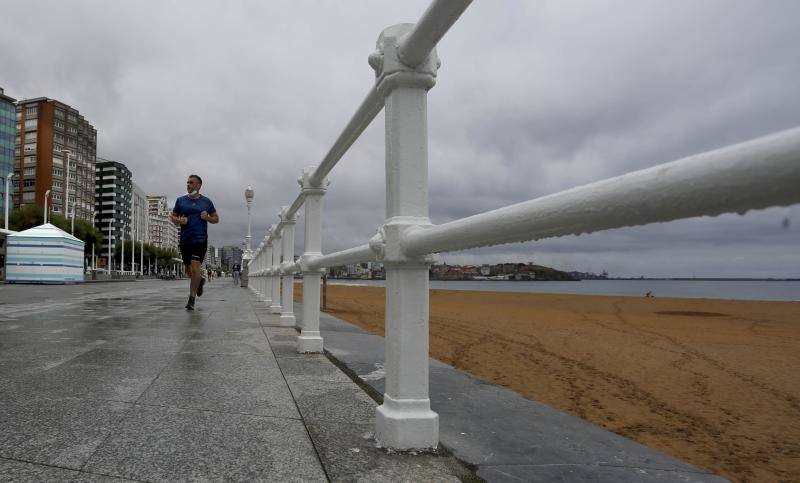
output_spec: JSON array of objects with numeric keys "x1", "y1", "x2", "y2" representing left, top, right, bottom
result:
[
  {"x1": 245, "y1": 186, "x2": 254, "y2": 255},
  {"x1": 91, "y1": 210, "x2": 97, "y2": 272},
  {"x1": 44, "y1": 189, "x2": 52, "y2": 224},
  {"x1": 4, "y1": 171, "x2": 13, "y2": 230},
  {"x1": 242, "y1": 186, "x2": 254, "y2": 287},
  {"x1": 108, "y1": 216, "x2": 113, "y2": 275}
]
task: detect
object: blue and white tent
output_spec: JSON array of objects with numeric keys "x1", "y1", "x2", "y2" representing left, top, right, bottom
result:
[{"x1": 6, "y1": 223, "x2": 85, "y2": 284}]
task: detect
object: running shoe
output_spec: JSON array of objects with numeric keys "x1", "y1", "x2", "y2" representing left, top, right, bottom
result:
[{"x1": 185, "y1": 296, "x2": 196, "y2": 310}]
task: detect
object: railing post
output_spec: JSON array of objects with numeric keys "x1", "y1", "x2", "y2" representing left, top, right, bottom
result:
[
  {"x1": 269, "y1": 225, "x2": 283, "y2": 314},
  {"x1": 261, "y1": 236, "x2": 272, "y2": 305},
  {"x1": 298, "y1": 167, "x2": 328, "y2": 353},
  {"x1": 251, "y1": 244, "x2": 262, "y2": 296},
  {"x1": 279, "y1": 207, "x2": 297, "y2": 327},
  {"x1": 369, "y1": 23, "x2": 440, "y2": 449}
]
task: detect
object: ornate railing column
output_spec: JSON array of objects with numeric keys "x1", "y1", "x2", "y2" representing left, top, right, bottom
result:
[
  {"x1": 368, "y1": 23, "x2": 440, "y2": 449},
  {"x1": 298, "y1": 167, "x2": 328, "y2": 353},
  {"x1": 269, "y1": 225, "x2": 283, "y2": 314},
  {"x1": 251, "y1": 242, "x2": 263, "y2": 297},
  {"x1": 261, "y1": 235, "x2": 272, "y2": 305},
  {"x1": 279, "y1": 207, "x2": 298, "y2": 327}
]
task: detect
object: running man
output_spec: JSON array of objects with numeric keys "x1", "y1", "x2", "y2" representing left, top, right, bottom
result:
[{"x1": 171, "y1": 174, "x2": 219, "y2": 310}]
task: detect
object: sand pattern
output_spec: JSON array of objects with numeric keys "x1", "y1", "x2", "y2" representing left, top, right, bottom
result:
[{"x1": 297, "y1": 284, "x2": 800, "y2": 482}]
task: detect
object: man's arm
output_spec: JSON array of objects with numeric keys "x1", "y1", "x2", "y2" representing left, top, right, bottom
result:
[{"x1": 201, "y1": 211, "x2": 219, "y2": 224}]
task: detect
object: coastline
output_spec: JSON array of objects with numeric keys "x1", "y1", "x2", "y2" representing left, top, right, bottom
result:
[{"x1": 296, "y1": 284, "x2": 800, "y2": 482}]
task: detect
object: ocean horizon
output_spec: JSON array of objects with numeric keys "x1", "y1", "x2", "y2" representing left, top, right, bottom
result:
[{"x1": 323, "y1": 279, "x2": 800, "y2": 302}]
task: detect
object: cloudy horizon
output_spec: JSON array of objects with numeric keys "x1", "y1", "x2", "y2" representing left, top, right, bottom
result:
[{"x1": 2, "y1": 0, "x2": 798, "y2": 278}]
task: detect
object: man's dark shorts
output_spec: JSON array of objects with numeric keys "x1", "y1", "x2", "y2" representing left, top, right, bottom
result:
[{"x1": 180, "y1": 242, "x2": 207, "y2": 266}]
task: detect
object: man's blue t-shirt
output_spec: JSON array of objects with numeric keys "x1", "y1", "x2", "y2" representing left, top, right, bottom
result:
[{"x1": 172, "y1": 195, "x2": 216, "y2": 245}]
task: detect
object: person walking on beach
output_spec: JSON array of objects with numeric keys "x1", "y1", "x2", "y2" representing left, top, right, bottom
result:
[
  {"x1": 231, "y1": 261, "x2": 241, "y2": 285},
  {"x1": 171, "y1": 174, "x2": 219, "y2": 310}
]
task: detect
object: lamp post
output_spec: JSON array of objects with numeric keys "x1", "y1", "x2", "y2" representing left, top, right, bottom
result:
[
  {"x1": 140, "y1": 210, "x2": 145, "y2": 277},
  {"x1": 241, "y1": 186, "x2": 254, "y2": 287},
  {"x1": 4, "y1": 171, "x2": 13, "y2": 230},
  {"x1": 131, "y1": 201, "x2": 136, "y2": 276},
  {"x1": 108, "y1": 216, "x2": 113, "y2": 276},
  {"x1": 121, "y1": 222, "x2": 126, "y2": 275},
  {"x1": 91, "y1": 210, "x2": 97, "y2": 274},
  {"x1": 62, "y1": 149, "x2": 72, "y2": 233},
  {"x1": 44, "y1": 189, "x2": 51, "y2": 224}
]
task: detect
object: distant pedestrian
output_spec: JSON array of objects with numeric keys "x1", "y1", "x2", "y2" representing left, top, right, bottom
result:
[
  {"x1": 232, "y1": 261, "x2": 241, "y2": 285},
  {"x1": 171, "y1": 174, "x2": 219, "y2": 310}
]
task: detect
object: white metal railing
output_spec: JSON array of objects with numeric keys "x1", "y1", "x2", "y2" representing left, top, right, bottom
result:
[{"x1": 246, "y1": 0, "x2": 800, "y2": 450}]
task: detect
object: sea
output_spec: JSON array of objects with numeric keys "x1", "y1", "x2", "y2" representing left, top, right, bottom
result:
[{"x1": 325, "y1": 279, "x2": 799, "y2": 302}]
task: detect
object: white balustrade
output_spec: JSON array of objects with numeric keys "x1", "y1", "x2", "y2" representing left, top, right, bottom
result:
[{"x1": 243, "y1": 0, "x2": 800, "y2": 451}]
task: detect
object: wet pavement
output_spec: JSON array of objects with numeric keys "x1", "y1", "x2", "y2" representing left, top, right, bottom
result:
[{"x1": 0, "y1": 280, "x2": 473, "y2": 482}]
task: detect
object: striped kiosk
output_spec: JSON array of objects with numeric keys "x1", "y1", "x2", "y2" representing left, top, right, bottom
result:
[{"x1": 6, "y1": 223, "x2": 85, "y2": 284}]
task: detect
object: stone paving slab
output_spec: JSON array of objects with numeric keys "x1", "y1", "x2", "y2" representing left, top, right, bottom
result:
[
  {"x1": 83, "y1": 404, "x2": 327, "y2": 482},
  {"x1": 0, "y1": 392, "x2": 133, "y2": 469},
  {"x1": 0, "y1": 458, "x2": 135, "y2": 482}
]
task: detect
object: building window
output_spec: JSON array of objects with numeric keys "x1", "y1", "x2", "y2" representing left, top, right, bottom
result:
[
  {"x1": 24, "y1": 132, "x2": 36, "y2": 142},
  {"x1": 54, "y1": 132, "x2": 65, "y2": 142},
  {"x1": 53, "y1": 144, "x2": 62, "y2": 152},
  {"x1": 54, "y1": 109, "x2": 65, "y2": 119},
  {"x1": 24, "y1": 143, "x2": 36, "y2": 152},
  {"x1": 25, "y1": 106, "x2": 37, "y2": 117},
  {"x1": 23, "y1": 179, "x2": 35, "y2": 188},
  {"x1": 24, "y1": 155, "x2": 36, "y2": 165},
  {"x1": 24, "y1": 119, "x2": 37, "y2": 130},
  {"x1": 54, "y1": 120, "x2": 65, "y2": 129},
  {"x1": 53, "y1": 167, "x2": 63, "y2": 177},
  {"x1": 23, "y1": 167, "x2": 35, "y2": 176},
  {"x1": 23, "y1": 192, "x2": 34, "y2": 202},
  {"x1": 53, "y1": 180, "x2": 63, "y2": 188}
]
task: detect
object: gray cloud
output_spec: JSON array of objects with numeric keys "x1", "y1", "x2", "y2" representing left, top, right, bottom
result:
[{"x1": 1, "y1": 0, "x2": 798, "y2": 277}]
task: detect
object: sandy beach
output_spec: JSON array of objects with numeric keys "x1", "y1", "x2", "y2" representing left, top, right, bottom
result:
[{"x1": 295, "y1": 284, "x2": 799, "y2": 482}]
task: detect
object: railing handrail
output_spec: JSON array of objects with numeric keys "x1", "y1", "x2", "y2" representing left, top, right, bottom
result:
[
  {"x1": 397, "y1": 0, "x2": 473, "y2": 68},
  {"x1": 403, "y1": 127, "x2": 800, "y2": 256}
]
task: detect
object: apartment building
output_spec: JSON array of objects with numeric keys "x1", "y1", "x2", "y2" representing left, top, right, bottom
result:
[
  {"x1": 13, "y1": 98, "x2": 97, "y2": 222},
  {"x1": 0, "y1": 88, "x2": 16, "y2": 219},
  {"x1": 95, "y1": 158, "x2": 132, "y2": 256},
  {"x1": 146, "y1": 195, "x2": 178, "y2": 251}
]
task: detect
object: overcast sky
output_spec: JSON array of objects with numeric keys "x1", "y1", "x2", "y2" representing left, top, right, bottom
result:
[{"x1": 2, "y1": 0, "x2": 798, "y2": 277}]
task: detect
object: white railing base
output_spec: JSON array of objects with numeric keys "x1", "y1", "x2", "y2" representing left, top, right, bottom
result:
[
  {"x1": 375, "y1": 395, "x2": 439, "y2": 449},
  {"x1": 297, "y1": 332, "x2": 323, "y2": 353},
  {"x1": 279, "y1": 313, "x2": 295, "y2": 327}
]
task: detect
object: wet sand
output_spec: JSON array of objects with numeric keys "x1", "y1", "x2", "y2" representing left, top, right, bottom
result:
[{"x1": 295, "y1": 284, "x2": 800, "y2": 482}]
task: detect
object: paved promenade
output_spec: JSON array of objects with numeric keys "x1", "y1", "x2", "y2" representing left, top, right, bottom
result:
[
  {"x1": 0, "y1": 280, "x2": 472, "y2": 481},
  {"x1": 0, "y1": 279, "x2": 729, "y2": 482}
]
